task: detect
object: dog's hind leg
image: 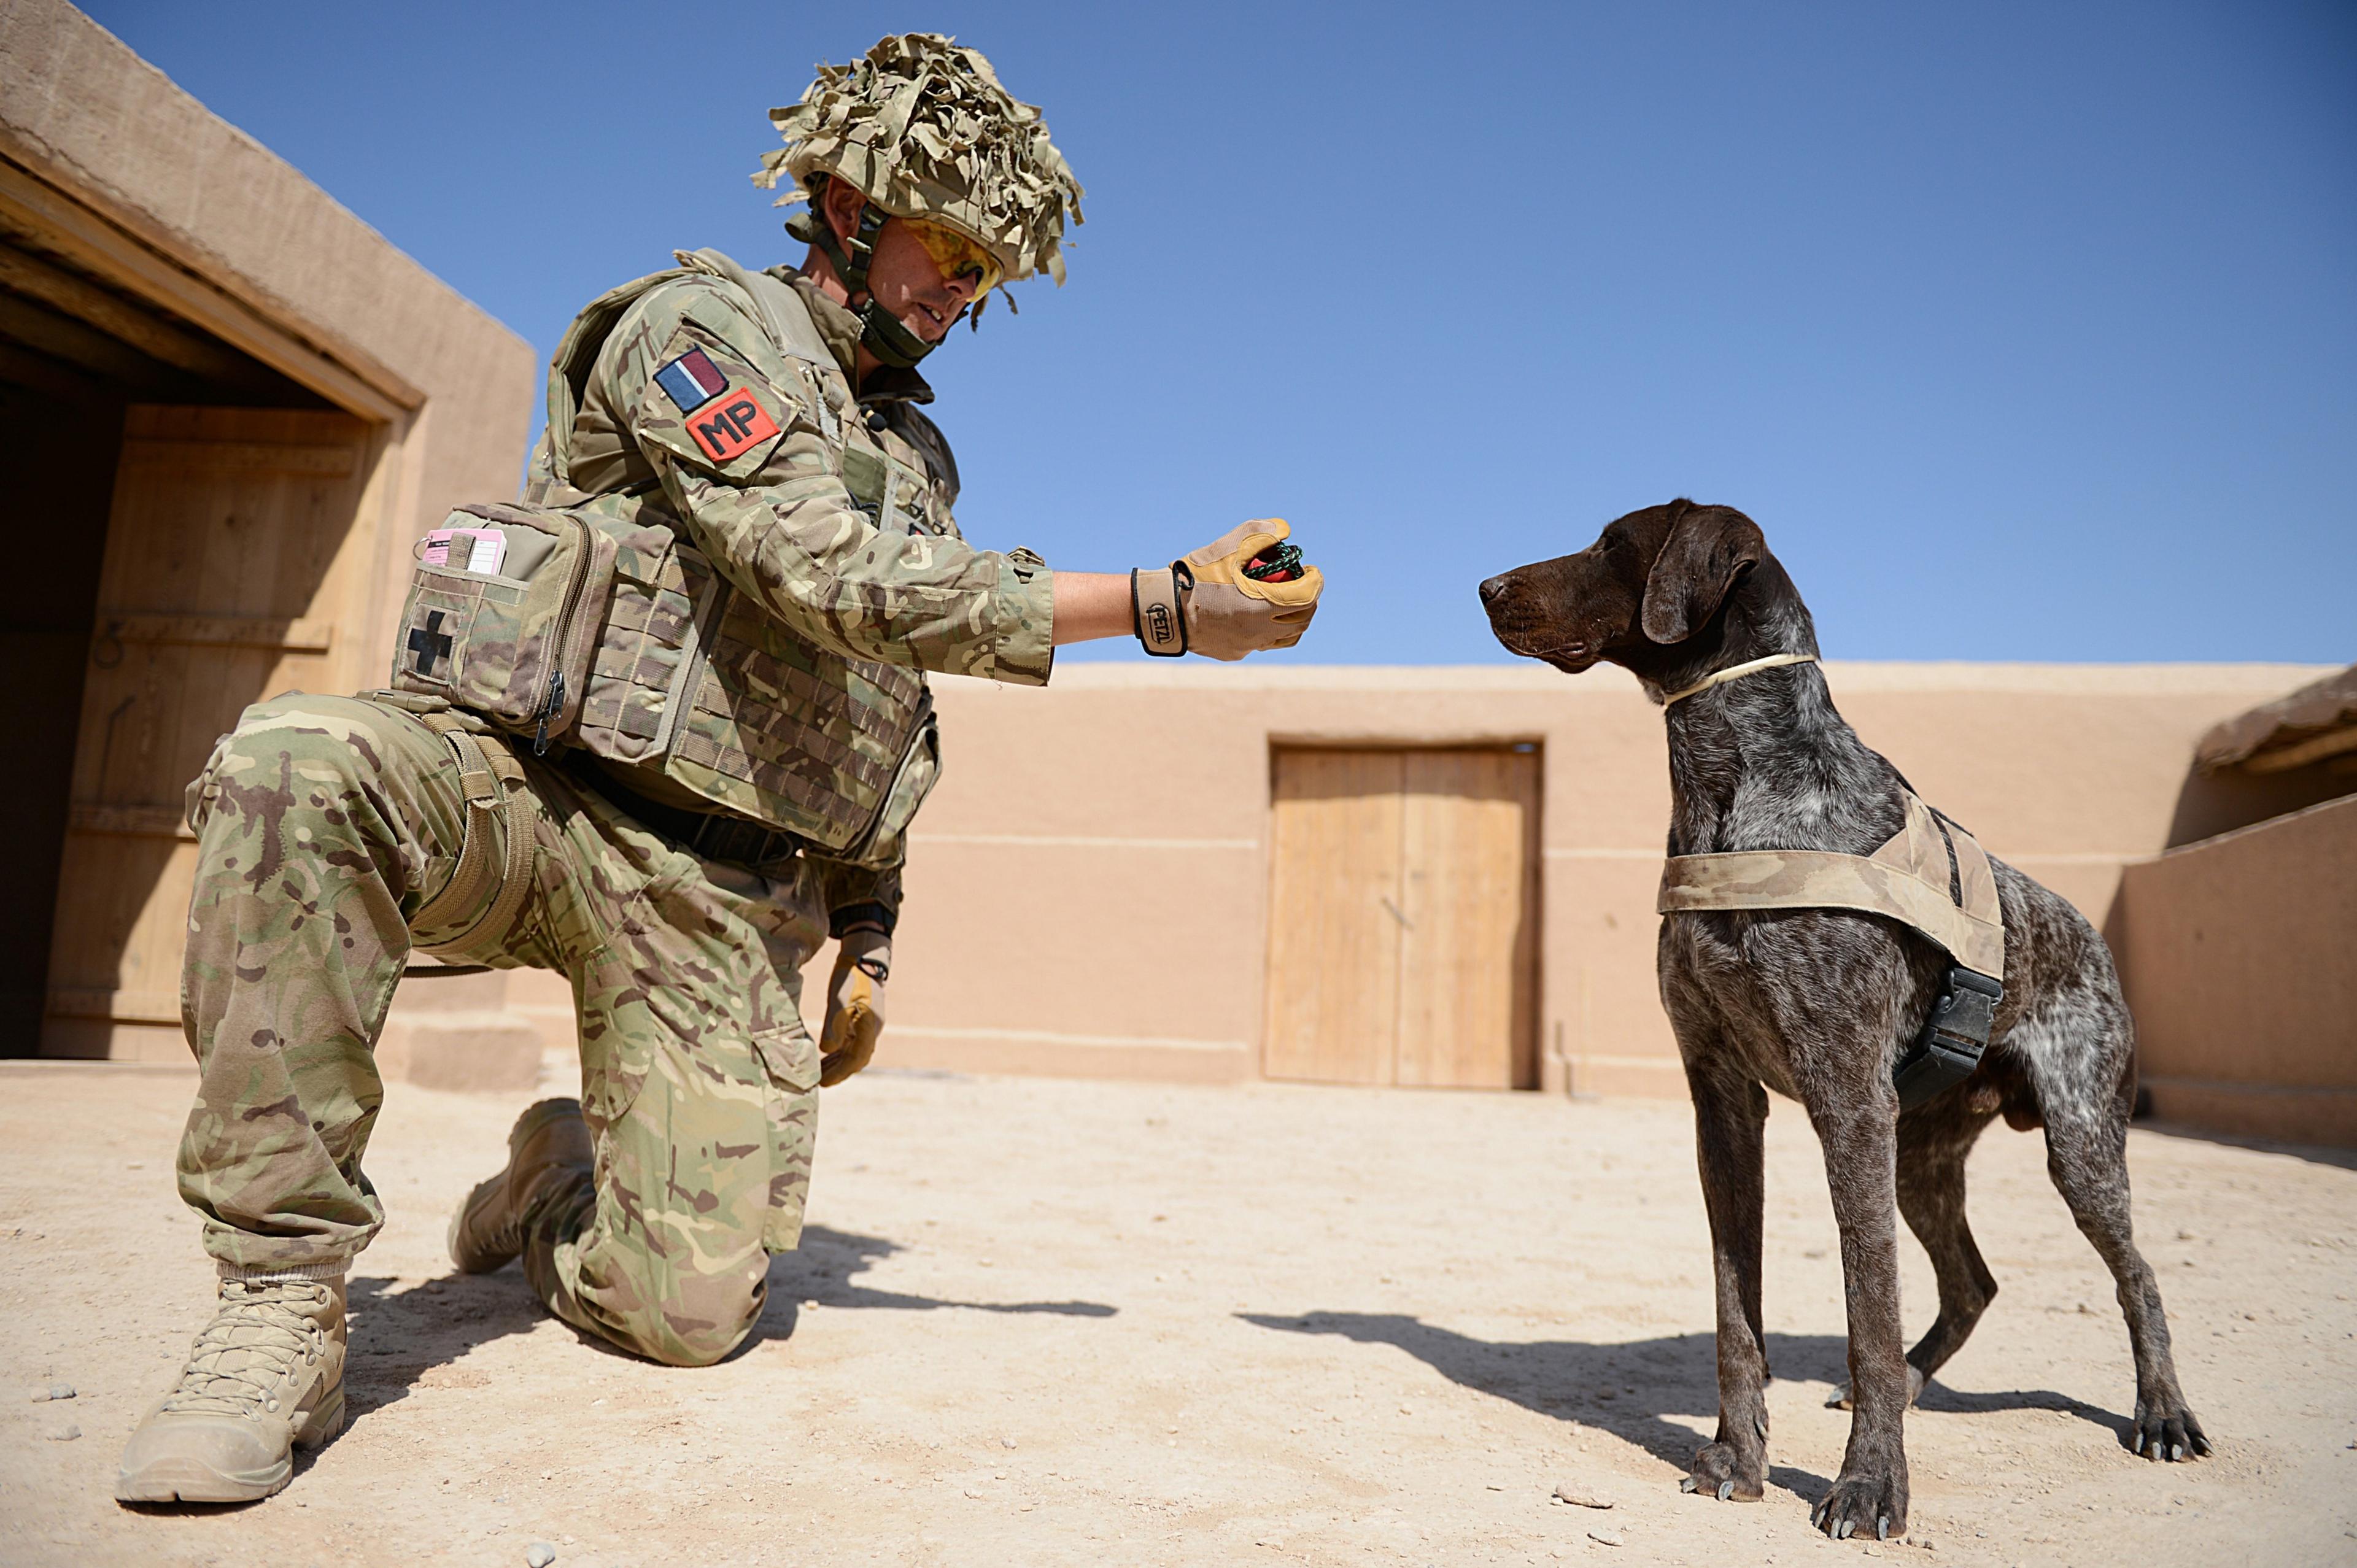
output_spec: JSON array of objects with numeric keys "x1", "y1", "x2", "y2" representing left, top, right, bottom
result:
[
  {"x1": 2010, "y1": 879, "x2": 2210, "y2": 1461},
  {"x1": 2040, "y1": 1084, "x2": 2211, "y2": 1462},
  {"x1": 1827, "y1": 1109, "x2": 1999, "y2": 1410},
  {"x1": 1676, "y1": 1064, "x2": 1771, "y2": 1504},
  {"x1": 1897, "y1": 1114, "x2": 2003, "y2": 1396}
]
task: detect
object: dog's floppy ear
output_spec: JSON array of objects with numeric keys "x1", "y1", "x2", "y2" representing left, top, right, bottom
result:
[{"x1": 1641, "y1": 502, "x2": 1765, "y2": 644}]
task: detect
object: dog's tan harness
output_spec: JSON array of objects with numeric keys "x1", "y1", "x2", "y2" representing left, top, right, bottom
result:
[
  {"x1": 1658, "y1": 789, "x2": 2006, "y2": 979},
  {"x1": 1653, "y1": 653, "x2": 2009, "y2": 1107}
]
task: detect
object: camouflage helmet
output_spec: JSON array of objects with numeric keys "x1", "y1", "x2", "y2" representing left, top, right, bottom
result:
[{"x1": 756, "y1": 33, "x2": 1084, "y2": 357}]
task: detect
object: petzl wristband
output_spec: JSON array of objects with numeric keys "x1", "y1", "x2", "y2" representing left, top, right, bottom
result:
[{"x1": 1132, "y1": 565, "x2": 1186, "y2": 657}]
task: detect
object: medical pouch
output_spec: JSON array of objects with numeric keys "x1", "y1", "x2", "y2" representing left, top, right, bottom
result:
[{"x1": 389, "y1": 501, "x2": 619, "y2": 752}]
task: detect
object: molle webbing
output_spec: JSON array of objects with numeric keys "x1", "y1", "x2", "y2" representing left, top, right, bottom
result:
[{"x1": 1656, "y1": 790, "x2": 2005, "y2": 979}]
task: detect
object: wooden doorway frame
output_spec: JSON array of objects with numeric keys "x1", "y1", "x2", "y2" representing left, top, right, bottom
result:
[{"x1": 0, "y1": 153, "x2": 422, "y2": 422}]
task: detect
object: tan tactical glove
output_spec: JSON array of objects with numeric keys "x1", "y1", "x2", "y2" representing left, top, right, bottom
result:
[
  {"x1": 1132, "y1": 519, "x2": 1323, "y2": 660},
  {"x1": 818, "y1": 927, "x2": 890, "y2": 1087}
]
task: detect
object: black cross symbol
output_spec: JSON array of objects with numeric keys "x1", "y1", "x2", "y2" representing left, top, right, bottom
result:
[{"x1": 407, "y1": 611, "x2": 452, "y2": 676}]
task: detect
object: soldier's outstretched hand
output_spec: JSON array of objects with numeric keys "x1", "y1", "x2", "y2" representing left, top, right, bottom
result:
[{"x1": 1131, "y1": 519, "x2": 1323, "y2": 660}]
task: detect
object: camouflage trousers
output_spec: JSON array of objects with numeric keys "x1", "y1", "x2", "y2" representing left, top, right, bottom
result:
[{"x1": 177, "y1": 691, "x2": 826, "y2": 1367}]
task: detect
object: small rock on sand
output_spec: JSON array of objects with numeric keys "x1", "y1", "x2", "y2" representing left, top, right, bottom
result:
[
  {"x1": 28, "y1": 1383, "x2": 74, "y2": 1402},
  {"x1": 1587, "y1": 1527, "x2": 1625, "y2": 1547},
  {"x1": 47, "y1": 1424, "x2": 81, "y2": 1442},
  {"x1": 525, "y1": 1543, "x2": 557, "y2": 1567},
  {"x1": 1553, "y1": 1480, "x2": 1613, "y2": 1508}
]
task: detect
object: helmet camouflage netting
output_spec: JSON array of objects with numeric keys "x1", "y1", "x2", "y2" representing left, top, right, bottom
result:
[{"x1": 755, "y1": 33, "x2": 1085, "y2": 307}]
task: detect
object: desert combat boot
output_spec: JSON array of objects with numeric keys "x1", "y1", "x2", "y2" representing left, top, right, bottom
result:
[
  {"x1": 117, "y1": 1276, "x2": 347, "y2": 1502},
  {"x1": 448, "y1": 1097, "x2": 595, "y2": 1273}
]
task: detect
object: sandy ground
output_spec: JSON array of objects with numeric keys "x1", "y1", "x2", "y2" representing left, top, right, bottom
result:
[{"x1": 1, "y1": 1058, "x2": 2352, "y2": 1568}]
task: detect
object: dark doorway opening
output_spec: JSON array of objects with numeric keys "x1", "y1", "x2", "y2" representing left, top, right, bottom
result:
[{"x1": 0, "y1": 226, "x2": 325, "y2": 1055}]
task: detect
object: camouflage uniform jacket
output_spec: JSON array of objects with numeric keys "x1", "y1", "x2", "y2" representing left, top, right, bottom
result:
[{"x1": 522, "y1": 249, "x2": 1058, "y2": 921}]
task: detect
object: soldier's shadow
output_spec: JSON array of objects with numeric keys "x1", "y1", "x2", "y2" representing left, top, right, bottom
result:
[
  {"x1": 754, "y1": 1224, "x2": 1118, "y2": 1343},
  {"x1": 340, "y1": 1273, "x2": 548, "y2": 1426},
  {"x1": 1239, "y1": 1311, "x2": 2128, "y2": 1505},
  {"x1": 335, "y1": 1224, "x2": 1115, "y2": 1425}
]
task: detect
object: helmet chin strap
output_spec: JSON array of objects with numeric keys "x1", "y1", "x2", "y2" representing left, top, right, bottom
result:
[
  {"x1": 786, "y1": 188, "x2": 939, "y2": 369},
  {"x1": 853, "y1": 294, "x2": 935, "y2": 369}
]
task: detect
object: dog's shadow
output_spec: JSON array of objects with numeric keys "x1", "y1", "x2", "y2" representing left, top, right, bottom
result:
[{"x1": 1240, "y1": 1311, "x2": 2129, "y2": 1504}]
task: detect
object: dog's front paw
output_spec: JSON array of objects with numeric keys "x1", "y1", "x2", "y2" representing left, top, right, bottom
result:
[
  {"x1": 2127, "y1": 1398, "x2": 2211, "y2": 1462},
  {"x1": 1678, "y1": 1440, "x2": 1763, "y2": 1503},
  {"x1": 1810, "y1": 1468, "x2": 1905, "y2": 1541}
]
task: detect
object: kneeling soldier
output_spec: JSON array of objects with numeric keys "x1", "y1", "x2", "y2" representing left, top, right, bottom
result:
[{"x1": 118, "y1": 33, "x2": 1322, "y2": 1504}]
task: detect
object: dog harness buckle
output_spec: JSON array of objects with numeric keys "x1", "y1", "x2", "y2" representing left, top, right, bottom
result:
[{"x1": 1893, "y1": 966, "x2": 2003, "y2": 1111}]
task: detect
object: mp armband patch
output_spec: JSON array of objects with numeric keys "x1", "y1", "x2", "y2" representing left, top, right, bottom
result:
[{"x1": 686, "y1": 391, "x2": 783, "y2": 464}]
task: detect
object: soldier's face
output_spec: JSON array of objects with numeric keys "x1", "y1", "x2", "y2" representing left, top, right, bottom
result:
[
  {"x1": 862, "y1": 216, "x2": 981, "y2": 344},
  {"x1": 815, "y1": 181, "x2": 987, "y2": 349}
]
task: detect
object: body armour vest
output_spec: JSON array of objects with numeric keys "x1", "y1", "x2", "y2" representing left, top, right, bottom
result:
[{"x1": 385, "y1": 250, "x2": 951, "y2": 867}]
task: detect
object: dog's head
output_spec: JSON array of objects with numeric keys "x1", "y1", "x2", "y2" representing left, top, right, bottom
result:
[{"x1": 1478, "y1": 499, "x2": 1788, "y2": 686}]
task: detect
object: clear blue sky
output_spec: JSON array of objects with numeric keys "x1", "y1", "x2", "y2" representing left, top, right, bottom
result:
[{"x1": 85, "y1": 1, "x2": 2356, "y2": 665}]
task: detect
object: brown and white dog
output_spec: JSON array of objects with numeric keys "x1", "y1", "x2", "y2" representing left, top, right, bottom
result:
[{"x1": 1479, "y1": 500, "x2": 2208, "y2": 1542}]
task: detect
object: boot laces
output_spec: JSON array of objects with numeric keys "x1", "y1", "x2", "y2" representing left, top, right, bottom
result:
[{"x1": 158, "y1": 1280, "x2": 330, "y2": 1418}]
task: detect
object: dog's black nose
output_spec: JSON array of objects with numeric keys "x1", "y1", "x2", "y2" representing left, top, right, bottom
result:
[{"x1": 1478, "y1": 574, "x2": 1510, "y2": 605}]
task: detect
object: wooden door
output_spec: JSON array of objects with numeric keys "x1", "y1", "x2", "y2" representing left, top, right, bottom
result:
[
  {"x1": 1264, "y1": 751, "x2": 1407, "y2": 1086},
  {"x1": 42, "y1": 406, "x2": 384, "y2": 1057},
  {"x1": 1264, "y1": 747, "x2": 1541, "y2": 1088}
]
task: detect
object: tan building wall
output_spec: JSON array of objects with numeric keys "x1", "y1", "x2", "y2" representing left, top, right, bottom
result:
[
  {"x1": 500, "y1": 662, "x2": 2328, "y2": 1103},
  {"x1": 18, "y1": 6, "x2": 2339, "y2": 1134},
  {"x1": 4, "y1": 1, "x2": 540, "y2": 1075},
  {"x1": 2116, "y1": 795, "x2": 2357, "y2": 1146}
]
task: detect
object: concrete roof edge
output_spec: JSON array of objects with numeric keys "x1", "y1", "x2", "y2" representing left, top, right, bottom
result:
[
  {"x1": 0, "y1": 0, "x2": 533, "y2": 394},
  {"x1": 2136, "y1": 788, "x2": 2357, "y2": 863},
  {"x1": 992, "y1": 661, "x2": 2338, "y2": 695}
]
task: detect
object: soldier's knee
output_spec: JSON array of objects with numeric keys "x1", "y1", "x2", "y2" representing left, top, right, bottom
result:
[
  {"x1": 560, "y1": 1233, "x2": 768, "y2": 1369},
  {"x1": 595, "y1": 1285, "x2": 765, "y2": 1369},
  {"x1": 637, "y1": 1265, "x2": 768, "y2": 1369},
  {"x1": 644, "y1": 1324, "x2": 751, "y2": 1369}
]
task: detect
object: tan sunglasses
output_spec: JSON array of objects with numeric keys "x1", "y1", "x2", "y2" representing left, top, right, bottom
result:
[{"x1": 903, "y1": 217, "x2": 1002, "y2": 296}]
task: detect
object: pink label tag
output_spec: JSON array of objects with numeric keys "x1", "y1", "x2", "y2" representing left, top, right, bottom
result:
[{"x1": 421, "y1": 527, "x2": 507, "y2": 574}]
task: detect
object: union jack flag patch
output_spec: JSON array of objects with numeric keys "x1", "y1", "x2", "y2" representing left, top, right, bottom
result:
[{"x1": 654, "y1": 347, "x2": 730, "y2": 414}]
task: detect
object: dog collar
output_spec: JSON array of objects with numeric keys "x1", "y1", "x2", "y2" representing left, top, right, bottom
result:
[{"x1": 1659, "y1": 652, "x2": 1819, "y2": 707}]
